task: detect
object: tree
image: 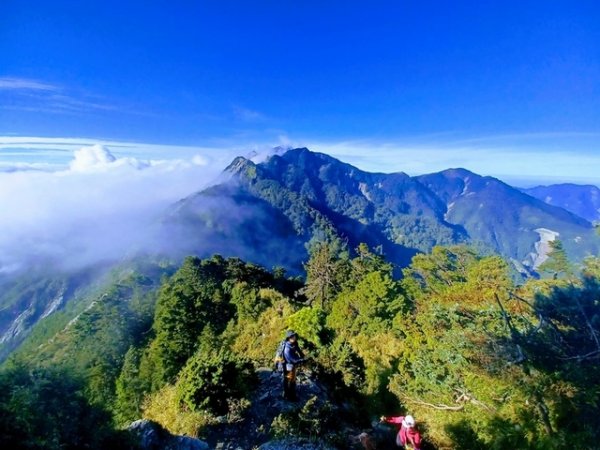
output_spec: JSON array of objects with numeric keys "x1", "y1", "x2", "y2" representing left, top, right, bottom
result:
[
  {"x1": 150, "y1": 256, "x2": 234, "y2": 384},
  {"x1": 286, "y1": 306, "x2": 326, "y2": 348},
  {"x1": 328, "y1": 270, "x2": 403, "y2": 338},
  {"x1": 539, "y1": 239, "x2": 573, "y2": 279},
  {"x1": 402, "y1": 245, "x2": 479, "y2": 299},
  {"x1": 302, "y1": 239, "x2": 349, "y2": 309},
  {"x1": 114, "y1": 346, "x2": 148, "y2": 425},
  {"x1": 0, "y1": 363, "x2": 131, "y2": 450}
]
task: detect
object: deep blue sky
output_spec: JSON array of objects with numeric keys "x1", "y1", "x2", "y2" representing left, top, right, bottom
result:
[{"x1": 1, "y1": 1, "x2": 599, "y2": 182}]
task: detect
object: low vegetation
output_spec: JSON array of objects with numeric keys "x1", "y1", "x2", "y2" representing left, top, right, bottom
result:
[{"x1": 1, "y1": 239, "x2": 599, "y2": 449}]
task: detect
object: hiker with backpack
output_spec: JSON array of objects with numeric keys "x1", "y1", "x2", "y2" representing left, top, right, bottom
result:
[
  {"x1": 275, "y1": 330, "x2": 306, "y2": 401},
  {"x1": 380, "y1": 414, "x2": 422, "y2": 450}
]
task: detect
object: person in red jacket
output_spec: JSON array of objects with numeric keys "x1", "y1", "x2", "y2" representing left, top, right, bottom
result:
[{"x1": 380, "y1": 414, "x2": 422, "y2": 449}]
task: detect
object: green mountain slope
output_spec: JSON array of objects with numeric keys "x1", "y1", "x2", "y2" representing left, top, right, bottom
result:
[
  {"x1": 417, "y1": 169, "x2": 599, "y2": 268},
  {"x1": 0, "y1": 267, "x2": 111, "y2": 360},
  {"x1": 8, "y1": 261, "x2": 172, "y2": 405},
  {"x1": 169, "y1": 148, "x2": 598, "y2": 273}
]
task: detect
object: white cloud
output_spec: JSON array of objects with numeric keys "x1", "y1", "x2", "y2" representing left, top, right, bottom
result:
[
  {"x1": 192, "y1": 154, "x2": 210, "y2": 166},
  {"x1": 0, "y1": 77, "x2": 59, "y2": 91},
  {"x1": 69, "y1": 144, "x2": 117, "y2": 171},
  {"x1": 232, "y1": 106, "x2": 267, "y2": 122},
  {"x1": 0, "y1": 142, "x2": 231, "y2": 273},
  {"x1": 0, "y1": 77, "x2": 124, "y2": 115}
]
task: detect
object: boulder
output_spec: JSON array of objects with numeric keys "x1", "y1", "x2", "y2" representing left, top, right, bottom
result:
[{"x1": 128, "y1": 419, "x2": 209, "y2": 450}]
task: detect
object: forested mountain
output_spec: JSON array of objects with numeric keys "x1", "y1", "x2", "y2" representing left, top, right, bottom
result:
[
  {"x1": 169, "y1": 148, "x2": 599, "y2": 274},
  {"x1": 4, "y1": 243, "x2": 600, "y2": 449},
  {"x1": 416, "y1": 169, "x2": 596, "y2": 267},
  {"x1": 2, "y1": 146, "x2": 600, "y2": 447},
  {"x1": 2, "y1": 148, "x2": 599, "y2": 365},
  {"x1": 523, "y1": 183, "x2": 600, "y2": 223}
]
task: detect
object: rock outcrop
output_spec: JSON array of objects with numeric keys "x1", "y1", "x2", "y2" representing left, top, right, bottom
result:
[
  {"x1": 128, "y1": 419, "x2": 209, "y2": 450},
  {"x1": 258, "y1": 439, "x2": 335, "y2": 450}
]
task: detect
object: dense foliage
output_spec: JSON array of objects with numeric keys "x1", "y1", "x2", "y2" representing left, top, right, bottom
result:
[
  {"x1": 177, "y1": 347, "x2": 257, "y2": 415},
  {"x1": 0, "y1": 363, "x2": 132, "y2": 450},
  {"x1": 2, "y1": 240, "x2": 599, "y2": 449}
]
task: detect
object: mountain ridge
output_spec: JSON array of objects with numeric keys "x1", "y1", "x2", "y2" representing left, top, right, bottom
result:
[
  {"x1": 523, "y1": 183, "x2": 600, "y2": 223},
  {"x1": 172, "y1": 147, "x2": 597, "y2": 272},
  {"x1": 1, "y1": 147, "x2": 599, "y2": 362}
]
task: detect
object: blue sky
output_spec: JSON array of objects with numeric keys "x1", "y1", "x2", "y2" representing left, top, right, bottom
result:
[{"x1": 1, "y1": 0, "x2": 599, "y2": 183}]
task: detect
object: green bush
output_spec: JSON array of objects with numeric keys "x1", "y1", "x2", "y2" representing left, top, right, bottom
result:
[
  {"x1": 176, "y1": 349, "x2": 257, "y2": 415},
  {"x1": 143, "y1": 384, "x2": 211, "y2": 437},
  {"x1": 270, "y1": 396, "x2": 340, "y2": 443},
  {"x1": 286, "y1": 306, "x2": 326, "y2": 348}
]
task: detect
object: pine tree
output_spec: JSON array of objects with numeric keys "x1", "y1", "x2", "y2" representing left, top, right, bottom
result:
[
  {"x1": 150, "y1": 256, "x2": 233, "y2": 384},
  {"x1": 539, "y1": 239, "x2": 573, "y2": 279},
  {"x1": 302, "y1": 239, "x2": 349, "y2": 309},
  {"x1": 114, "y1": 346, "x2": 147, "y2": 425}
]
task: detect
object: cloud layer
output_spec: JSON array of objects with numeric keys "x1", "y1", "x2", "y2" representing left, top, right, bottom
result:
[{"x1": 0, "y1": 144, "x2": 223, "y2": 273}]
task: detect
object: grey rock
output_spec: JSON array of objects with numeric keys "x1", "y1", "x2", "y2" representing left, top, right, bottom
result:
[
  {"x1": 258, "y1": 439, "x2": 334, "y2": 450},
  {"x1": 128, "y1": 419, "x2": 209, "y2": 450}
]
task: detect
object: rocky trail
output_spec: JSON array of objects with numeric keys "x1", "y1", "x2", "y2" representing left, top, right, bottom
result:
[{"x1": 130, "y1": 367, "x2": 398, "y2": 450}]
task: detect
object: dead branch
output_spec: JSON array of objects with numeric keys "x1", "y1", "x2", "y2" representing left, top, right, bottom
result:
[
  {"x1": 495, "y1": 293, "x2": 526, "y2": 363},
  {"x1": 558, "y1": 349, "x2": 600, "y2": 361},
  {"x1": 404, "y1": 396, "x2": 465, "y2": 411}
]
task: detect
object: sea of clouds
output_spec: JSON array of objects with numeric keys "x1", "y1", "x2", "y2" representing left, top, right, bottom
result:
[{"x1": 0, "y1": 144, "x2": 229, "y2": 273}]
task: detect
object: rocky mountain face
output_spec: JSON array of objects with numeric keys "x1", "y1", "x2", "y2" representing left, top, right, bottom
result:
[
  {"x1": 0, "y1": 267, "x2": 107, "y2": 360},
  {"x1": 523, "y1": 183, "x2": 600, "y2": 223},
  {"x1": 132, "y1": 368, "x2": 394, "y2": 450}
]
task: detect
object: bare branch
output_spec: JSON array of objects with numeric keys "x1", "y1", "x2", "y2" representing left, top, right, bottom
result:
[
  {"x1": 404, "y1": 396, "x2": 464, "y2": 411},
  {"x1": 558, "y1": 349, "x2": 600, "y2": 361},
  {"x1": 494, "y1": 293, "x2": 526, "y2": 363}
]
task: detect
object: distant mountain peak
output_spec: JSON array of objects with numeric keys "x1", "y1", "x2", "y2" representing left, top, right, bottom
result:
[
  {"x1": 187, "y1": 147, "x2": 599, "y2": 276},
  {"x1": 223, "y1": 155, "x2": 256, "y2": 177},
  {"x1": 246, "y1": 146, "x2": 291, "y2": 164},
  {"x1": 439, "y1": 167, "x2": 477, "y2": 178}
]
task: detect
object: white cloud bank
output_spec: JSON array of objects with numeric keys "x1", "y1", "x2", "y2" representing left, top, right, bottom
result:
[{"x1": 0, "y1": 144, "x2": 225, "y2": 273}]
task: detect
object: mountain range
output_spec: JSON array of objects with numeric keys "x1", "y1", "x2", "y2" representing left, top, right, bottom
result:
[
  {"x1": 523, "y1": 183, "x2": 600, "y2": 223},
  {"x1": 1, "y1": 147, "x2": 599, "y2": 360},
  {"x1": 170, "y1": 148, "x2": 598, "y2": 273}
]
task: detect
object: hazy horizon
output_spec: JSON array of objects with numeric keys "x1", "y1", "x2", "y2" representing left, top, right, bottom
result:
[{"x1": 2, "y1": 2, "x2": 600, "y2": 186}]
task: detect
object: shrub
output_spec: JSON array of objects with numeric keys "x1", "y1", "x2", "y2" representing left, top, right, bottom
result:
[
  {"x1": 286, "y1": 306, "x2": 326, "y2": 348},
  {"x1": 176, "y1": 349, "x2": 257, "y2": 415},
  {"x1": 228, "y1": 295, "x2": 295, "y2": 365},
  {"x1": 270, "y1": 396, "x2": 337, "y2": 441},
  {"x1": 142, "y1": 384, "x2": 210, "y2": 437}
]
